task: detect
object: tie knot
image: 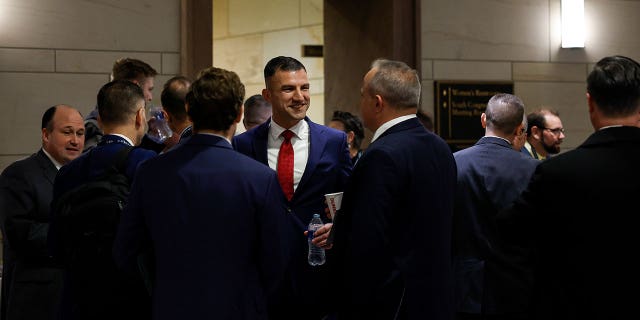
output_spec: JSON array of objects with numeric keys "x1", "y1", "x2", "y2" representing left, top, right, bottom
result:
[{"x1": 281, "y1": 130, "x2": 294, "y2": 141}]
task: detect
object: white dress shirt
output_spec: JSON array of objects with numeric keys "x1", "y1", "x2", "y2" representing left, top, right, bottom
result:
[
  {"x1": 268, "y1": 120, "x2": 309, "y2": 192},
  {"x1": 371, "y1": 114, "x2": 417, "y2": 143}
]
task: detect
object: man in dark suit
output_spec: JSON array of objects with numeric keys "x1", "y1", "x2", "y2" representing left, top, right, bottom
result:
[
  {"x1": 452, "y1": 93, "x2": 539, "y2": 320},
  {"x1": 114, "y1": 66, "x2": 289, "y2": 320},
  {"x1": 0, "y1": 105, "x2": 84, "y2": 320},
  {"x1": 50, "y1": 80, "x2": 156, "y2": 320},
  {"x1": 233, "y1": 56, "x2": 351, "y2": 320},
  {"x1": 327, "y1": 59, "x2": 457, "y2": 320},
  {"x1": 498, "y1": 55, "x2": 640, "y2": 319}
]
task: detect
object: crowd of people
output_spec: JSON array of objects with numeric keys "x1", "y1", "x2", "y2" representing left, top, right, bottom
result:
[{"x1": 0, "y1": 54, "x2": 638, "y2": 320}]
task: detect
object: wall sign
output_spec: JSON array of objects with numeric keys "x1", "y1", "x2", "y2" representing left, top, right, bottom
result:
[{"x1": 434, "y1": 81, "x2": 514, "y2": 151}]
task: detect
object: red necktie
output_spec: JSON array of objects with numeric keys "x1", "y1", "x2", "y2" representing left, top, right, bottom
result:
[{"x1": 277, "y1": 130, "x2": 295, "y2": 201}]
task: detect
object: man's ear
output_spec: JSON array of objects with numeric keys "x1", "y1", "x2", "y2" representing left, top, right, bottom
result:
[
  {"x1": 262, "y1": 88, "x2": 271, "y2": 102},
  {"x1": 531, "y1": 126, "x2": 542, "y2": 140},
  {"x1": 42, "y1": 127, "x2": 49, "y2": 144},
  {"x1": 347, "y1": 131, "x2": 355, "y2": 144},
  {"x1": 135, "y1": 107, "x2": 145, "y2": 128},
  {"x1": 480, "y1": 113, "x2": 487, "y2": 129},
  {"x1": 235, "y1": 105, "x2": 244, "y2": 124}
]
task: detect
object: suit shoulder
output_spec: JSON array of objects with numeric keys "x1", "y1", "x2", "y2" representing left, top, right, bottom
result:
[{"x1": 1, "y1": 153, "x2": 41, "y2": 176}]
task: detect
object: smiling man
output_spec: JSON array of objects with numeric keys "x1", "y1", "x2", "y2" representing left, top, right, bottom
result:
[
  {"x1": 0, "y1": 104, "x2": 84, "y2": 320},
  {"x1": 233, "y1": 56, "x2": 351, "y2": 320}
]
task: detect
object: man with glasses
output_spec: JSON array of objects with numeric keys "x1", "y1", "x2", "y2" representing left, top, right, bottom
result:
[{"x1": 520, "y1": 108, "x2": 565, "y2": 160}]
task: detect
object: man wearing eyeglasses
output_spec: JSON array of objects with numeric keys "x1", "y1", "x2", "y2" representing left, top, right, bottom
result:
[{"x1": 520, "y1": 108, "x2": 565, "y2": 160}]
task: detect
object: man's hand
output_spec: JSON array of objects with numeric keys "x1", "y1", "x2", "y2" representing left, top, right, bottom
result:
[{"x1": 304, "y1": 223, "x2": 333, "y2": 249}]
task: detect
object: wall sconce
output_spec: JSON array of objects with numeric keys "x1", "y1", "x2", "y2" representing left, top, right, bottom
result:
[{"x1": 561, "y1": 0, "x2": 585, "y2": 48}]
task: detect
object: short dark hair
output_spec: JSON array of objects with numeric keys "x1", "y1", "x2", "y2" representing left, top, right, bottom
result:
[
  {"x1": 161, "y1": 76, "x2": 192, "y2": 122},
  {"x1": 187, "y1": 67, "x2": 245, "y2": 132},
  {"x1": 331, "y1": 110, "x2": 365, "y2": 149},
  {"x1": 42, "y1": 105, "x2": 58, "y2": 131},
  {"x1": 485, "y1": 93, "x2": 525, "y2": 134},
  {"x1": 526, "y1": 108, "x2": 560, "y2": 135},
  {"x1": 244, "y1": 94, "x2": 271, "y2": 118},
  {"x1": 112, "y1": 58, "x2": 158, "y2": 82},
  {"x1": 587, "y1": 55, "x2": 640, "y2": 117},
  {"x1": 264, "y1": 56, "x2": 306, "y2": 85},
  {"x1": 97, "y1": 80, "x2": 145, "y2": 125}
]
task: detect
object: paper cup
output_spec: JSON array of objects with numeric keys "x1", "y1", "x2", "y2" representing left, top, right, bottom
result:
[{"x1": 324, "y1": 192, "x2": 343, "y2": 220}]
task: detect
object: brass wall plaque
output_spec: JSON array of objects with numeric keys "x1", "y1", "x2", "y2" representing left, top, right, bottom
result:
[{"x1": 434, "y1": 81, "x2": 514, "y2": 151}]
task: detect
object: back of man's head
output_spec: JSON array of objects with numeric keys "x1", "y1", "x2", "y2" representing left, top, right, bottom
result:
[
  {"x1": 112, "y1": 58, "x2": 158, "y2": 82},
  {"x1": 243, "y1": 94, "x2": 271, "y2": 130},
  {"x1": 587, "y1": 55, "x2": 640, "y2": 117},
  {"x1": 187, "y1": 67, "x2": 245, "y2": 132},
  {"x1": 484, "y1": 93, "x2": 525, "y2": 135},
  {"x1": 161, "y1": 76, "x2": 192, "y2": 122},
  {"x1": 263, "y1": 56, "x2": 306, "y2": 85},
  {"x1": 368, "y1": 59, "x2": 421, "y2": 109},
  {"x1": 97, "y1": 80, "x2": 145, "y2": 126}
]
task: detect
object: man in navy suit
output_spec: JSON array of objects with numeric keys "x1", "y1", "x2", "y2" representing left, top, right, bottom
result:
[
  {"x1": 452, "y1": 94, "x2": 539, "y2": 320},
  {"x1": 0, "y1": 105, "x2": 84, "y2": 320},
  {"x1": 328, "y1": 59, "x2": 457, "y2": 320},
  {"x1": 50, "y1": 80, "x2": 156, "y2": 320},
  {"x1": 233, "y1": 56, "x2": 351, "y2": 320},
  {"x1": 114, "y1": 66, "x2": 289, "y2": 320},
  {"x1": 498, "y1": 56, "x2": 640, "y2": 319}
]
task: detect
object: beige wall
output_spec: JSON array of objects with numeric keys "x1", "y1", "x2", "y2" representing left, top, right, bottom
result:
[
  {"x1": 0, "y1": 0, "x2": 181, "y2": 171},
  {"x1": 421, "y1": 0, "x2": 640, "y2": 152},
  {"x1": 212, "y1": 0, "x2": 324, "y2": 134}
]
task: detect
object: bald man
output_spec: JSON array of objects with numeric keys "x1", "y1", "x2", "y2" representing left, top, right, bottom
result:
[{"x1": 0, "y1": 105, "x2": 85, "y2": 320}]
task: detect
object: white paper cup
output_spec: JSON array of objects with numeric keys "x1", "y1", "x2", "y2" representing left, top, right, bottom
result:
[{"x1": 324, "y1": 192, "x2": 343, "y2": 220}]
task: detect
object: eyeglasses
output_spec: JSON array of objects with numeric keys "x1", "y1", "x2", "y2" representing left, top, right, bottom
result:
[{"x1": 543, "y1": 127, "x2": 565, "y2": 136}]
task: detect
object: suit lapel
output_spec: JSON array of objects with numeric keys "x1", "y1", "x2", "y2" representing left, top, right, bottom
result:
[
  {"x1": 295, "y1": 118, "x2": 324, "y2": 199},
  {"x1": 36, "y1": 149, "x2": 57, "y2": 185}
]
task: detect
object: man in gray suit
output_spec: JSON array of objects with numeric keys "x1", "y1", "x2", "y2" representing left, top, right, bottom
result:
[{"x1": 0, "y1": 105, "x2": 85, "y2": 320}]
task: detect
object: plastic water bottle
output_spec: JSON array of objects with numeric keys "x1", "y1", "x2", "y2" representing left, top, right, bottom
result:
[
  {"x1": 307, "y1": 214, "x2": 326, "y2": 266},
  {"x1": 147, "y1": 106, "x2": 173, "y2": 143}
]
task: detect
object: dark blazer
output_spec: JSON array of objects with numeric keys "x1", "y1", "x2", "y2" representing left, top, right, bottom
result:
[
  {"x1": 497, "y1": 126, "x2": 640, "y2": 319},
  {"x1": 453, "y1": 136, "x2": 539, "y2": 315},
  {"x1": 113, "y1": 134, "x2": 289, "y2": 320},
  {"x1": 49, "y1": 134, "x2": 156, "y2": 320},
  {"x1": 0, "y1": 150, "x2": 63, "y2": 320},
  {"x1": 233, "y1": 117, "x2": 351, "y2": 319},
  {"x1": 330, "y1": 118, "x2": 457, "y2": 320}
]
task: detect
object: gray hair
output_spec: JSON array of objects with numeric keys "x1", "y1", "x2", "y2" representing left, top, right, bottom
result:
[{"x1": 367, "y1": 59, "x2": 421, "y2": 109}]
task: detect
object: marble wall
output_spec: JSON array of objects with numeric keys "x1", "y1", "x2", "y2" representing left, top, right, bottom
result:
[
  {"x1": 212, "y1": 0, "x2": 324, "y2": 134},
  {"x1": 421, "y1": 0, "x2": 640, "y2": 151},
  {"x1": 0, "y1": 0, "x2": 181, "y2": 171}
]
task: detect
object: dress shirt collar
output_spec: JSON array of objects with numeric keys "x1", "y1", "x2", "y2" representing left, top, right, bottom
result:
[
  {"x1": 269, "y1": 119, "x2": 308, "y2": 141},
  {"x1": 481, "y1": 135, "x2": 512, "y2": 145},
  {"x1": 102, "y1": 133, "x2": 134, "y2": 146},
  {"x1": 371, "y1": 114, "x2": 417, "y2": 143},
  {"x1": 41, "y1": 148, "x2": 62, "y2": 170},
  {"x1": 198, "y1": 132, "x2": 232, "y2": 145}
]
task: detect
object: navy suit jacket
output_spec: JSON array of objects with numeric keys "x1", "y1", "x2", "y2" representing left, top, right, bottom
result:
[
  {"x1": 330, "y1": 118, "x2": 457, "y2": 320},
  {"x1": 453, "y1": 136, "x2": 539, "y2": 315},
  {"x1": 0, "y1": 150, "x2": 63, "y2": 320},
  {"x1": 49, "y1": 134, "x2": 156, "y2": 320},
  {"x1": 232, "y1": 117, "x2": 351, "y2": 319},
  {"x1": 114, "y1": 134, "x2": 289, "y2": 320},
  {"x1": 497, "y1": 126, "x2": 640, "y2": 320}
]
